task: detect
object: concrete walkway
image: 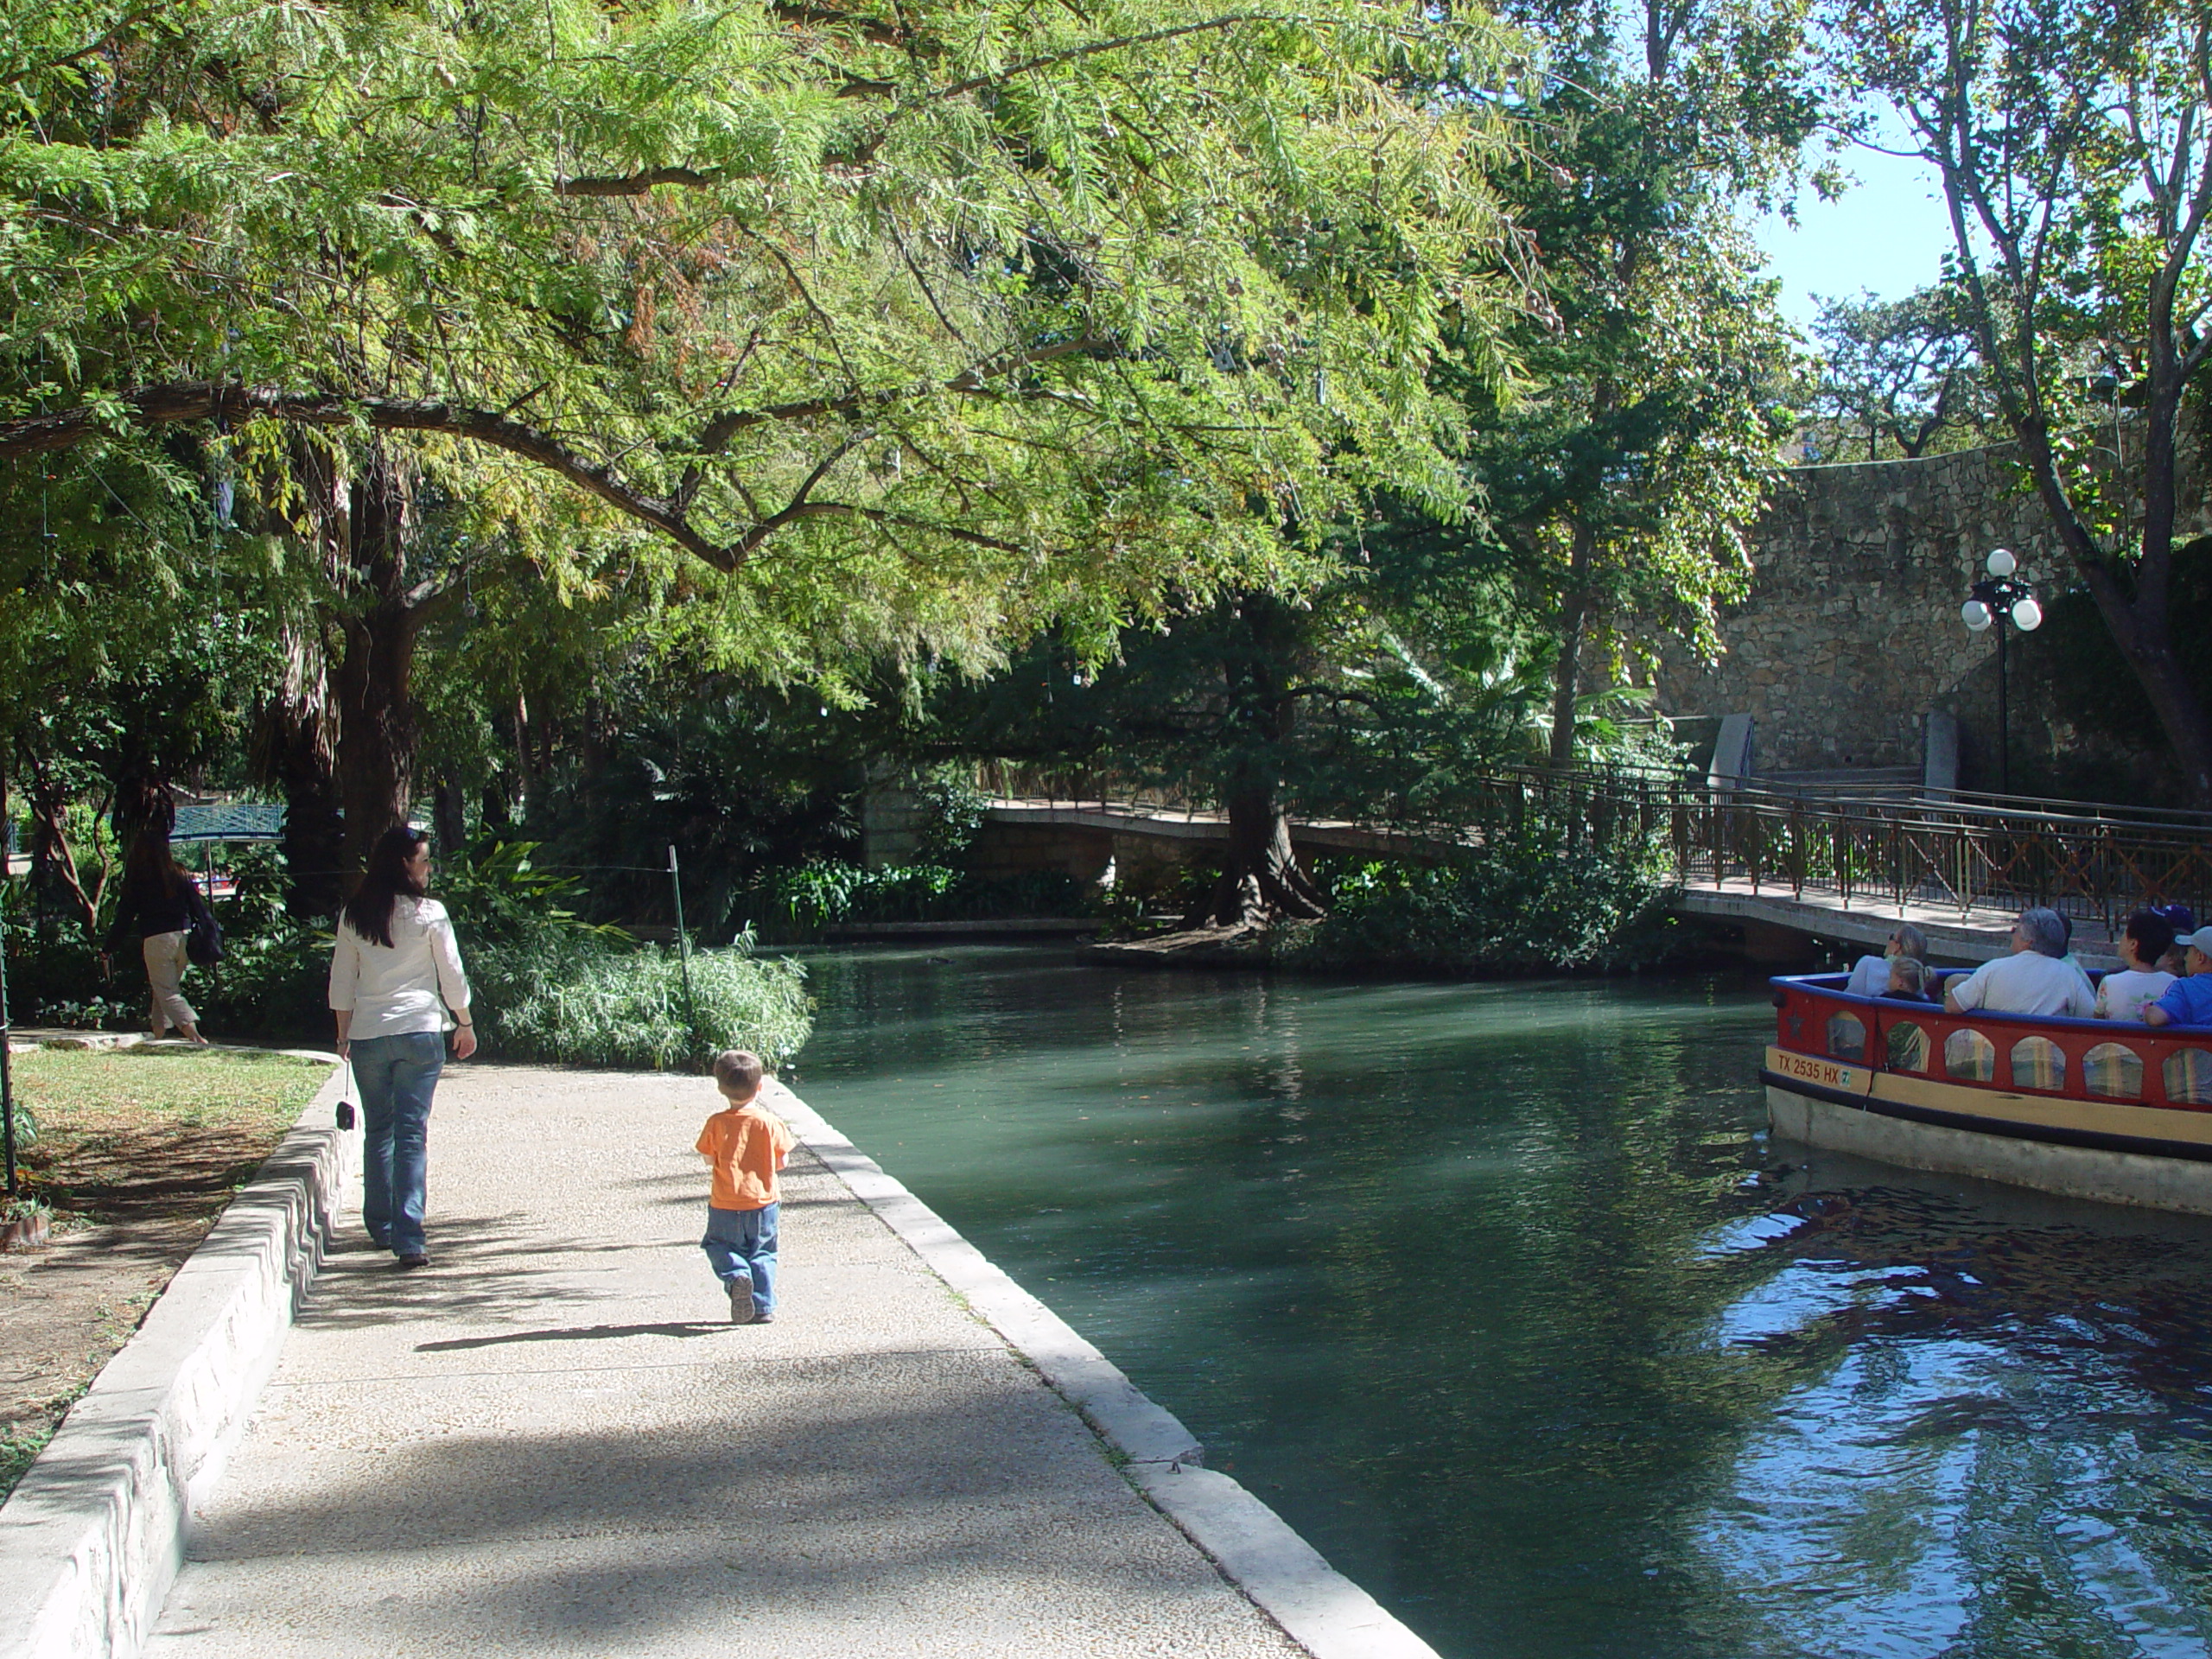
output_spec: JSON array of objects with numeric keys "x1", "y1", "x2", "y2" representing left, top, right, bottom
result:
[{"x1": 145, "y1": 1065, "x2": 1304, "y2": 1658}]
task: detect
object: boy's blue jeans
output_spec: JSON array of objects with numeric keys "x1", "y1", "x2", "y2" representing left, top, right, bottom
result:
[
  {"x1": 702, "y1": 1203, "x2": 779, "y2": 1316},
  {"x1": 353, "y1": 1031, "x2": 445, "y2": 1257}
]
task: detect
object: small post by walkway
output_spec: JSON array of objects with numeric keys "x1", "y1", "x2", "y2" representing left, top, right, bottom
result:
[
  {"x1": 667, "y1": 842, "x2": 699, "y2": 1044},
  {"x1": 1, "y1": 894, "x2": 16, "y2": 1196}
]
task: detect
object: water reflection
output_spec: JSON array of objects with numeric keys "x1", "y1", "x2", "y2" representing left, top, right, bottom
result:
[{"x1": 796, "y1": 947, "x2": 2212, "y2": 1659}]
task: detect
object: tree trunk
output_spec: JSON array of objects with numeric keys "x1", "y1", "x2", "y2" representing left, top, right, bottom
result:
[
  {"x1": 323, "y1": 448, "x2": 426, "y2": 872},
  {"x1": 1180, "y1": 594, "x2": 1328, "y2": 928},
  {"x1": 1184, "y1": 787, "x2": 1327, "y2": 927},
  {"x1": 1548, "y1": 515, "x2": 1597, "y2": 769},
  {"x1": 24, "y1": 764, "x2": 99, "y2": 939},
  {"x1": 333, "y1": 603, "x2": 422, "y2": 870},
  {"x1": 432, "y1": 776, "x2": 467, "y2": 856},
  {"x1": 2011, "y1": 413, "x2": 2212, "y2": 807},
  {"x1": 266, "y1": 707, "x2": 346, "y2": 920}
]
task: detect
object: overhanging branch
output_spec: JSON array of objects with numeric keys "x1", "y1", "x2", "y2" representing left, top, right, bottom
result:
[{"x1": 0, "y1": 381, "x2": 1044, "y2": 572}]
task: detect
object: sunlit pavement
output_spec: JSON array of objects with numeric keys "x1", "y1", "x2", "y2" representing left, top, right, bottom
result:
[{"x1": 148, "y1": 1064, "x2": 1300, "y2": 1658}]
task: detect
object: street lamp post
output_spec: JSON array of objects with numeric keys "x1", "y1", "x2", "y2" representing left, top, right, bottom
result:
[{"x1": 1960, "y1": 548, "x2": 2044, "y2": 796}]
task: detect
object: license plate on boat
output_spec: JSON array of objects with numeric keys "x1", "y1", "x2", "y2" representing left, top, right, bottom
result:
[{"x1": 1768, "y1": 1048, "x2": 1866, "y2": 1093}]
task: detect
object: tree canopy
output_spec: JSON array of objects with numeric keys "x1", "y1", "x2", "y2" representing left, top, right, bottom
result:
[{"x1": 3, "y1": 0, "x2": 1520, "y2": 665}]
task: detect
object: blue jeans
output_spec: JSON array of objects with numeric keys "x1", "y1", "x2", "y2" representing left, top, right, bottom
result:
[
  {"x1": 353, "y1": 1032, "x2": 445, "y2": 1256},
  {"x1": 702, "y1": 1204, "x2": 779, "y2": 1316}
]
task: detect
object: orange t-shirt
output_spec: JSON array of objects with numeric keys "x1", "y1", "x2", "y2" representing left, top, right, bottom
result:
[{"x1": 696, "y1": 1101, "x2": 795, "y2": 1211}]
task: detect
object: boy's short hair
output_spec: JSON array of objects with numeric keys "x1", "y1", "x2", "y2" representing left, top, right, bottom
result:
[
  {"x1": 2126, "y1": 909, "x2": 2177, "y2": 965},
  {"x1": 713, "y1": 1050, "x2": 766, "y2": 1098}
]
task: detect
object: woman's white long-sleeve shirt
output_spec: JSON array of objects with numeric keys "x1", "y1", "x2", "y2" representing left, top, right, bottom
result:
[{"x1": 327, "y1": 897, "x2": 472, "y2": 1039}]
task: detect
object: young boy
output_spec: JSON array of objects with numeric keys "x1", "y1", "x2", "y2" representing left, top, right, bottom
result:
[{"x1": 696, "y1": 1050, "x2": 795, "y2": 1325}]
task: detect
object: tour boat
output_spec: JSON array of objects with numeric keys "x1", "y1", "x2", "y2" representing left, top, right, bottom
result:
[{"x1": 1764, "y1": 972, "x2": 2212, "y2": 1215}]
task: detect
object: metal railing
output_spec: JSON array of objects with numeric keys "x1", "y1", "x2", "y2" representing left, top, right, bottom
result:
[
  {"x1": 1486, "y1": 766, "x2": 2212, "y2": 931},
  {"x1": 974, "y1": 759, "x2": 2212, "y2": 929}
]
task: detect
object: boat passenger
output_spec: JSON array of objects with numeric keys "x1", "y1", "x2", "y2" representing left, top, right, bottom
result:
[
  {"x1": 2094, "y1": 911, "x2": 2177, "y2": 1023},
  {"x1": 2156, "y1": 905, "x2": 2197, "y2": 976},
  {"x1": 1845, "y1": 923, "x2": 1930, "y2": 999},
  {"x1": 1882, "y1": 957, "x2": 1936, "y2": 1003},
  {"x1": 1943, "y1": 907, "x2": 2095, "y2": 1018},
  {"x1": 2145, "y1": 927, "x2": 2212, "y2": 1027},
  {"x1": 2056, "y1": 912, "x2": 2097, "y2": 998}
]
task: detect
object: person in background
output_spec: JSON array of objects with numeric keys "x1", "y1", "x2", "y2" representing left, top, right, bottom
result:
[
  {"x1": 2155, "y1": 905, "x2": 2197, "y2": 976},
  {"x1": 2056, "y1": 912, "x2": 2096, "y2": 997},
  {"x1": 2146, "y1": 927, "x2": 2212, "y2": 1027},
  {"x1": 103, "y1": 830, "x2": 212, "y2": 1044},
  {"x1": 1882, "y1": 957, "x2": 1936, "y2": 1003},
  {"x1": 2094, "y1": 911, "x2": 2177, "y2": 1023},
  {"x1": 329, "y1": 826, "x2": 475, "y2": 1269},
  {"x1": 1846, "y1": 924, "x2": 1931, "y2": 1000},
  {"x1": 1944, "y1": 907, "x2": 2095, "y2": 1018}
]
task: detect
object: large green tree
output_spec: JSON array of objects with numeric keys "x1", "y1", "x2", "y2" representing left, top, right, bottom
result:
[
  {"x1": 0, "y1": 0, "x2": 1517, "y2": 862},
  {"x1": 1834, "y1": 0, "x2": 2212, "y2": 803},
  {"x1": 1437, "y1": 1, "x2": 1813, "y2": 767},
  {"x1": 1802, "y1": 285, "x2": 1994, "y2": 462}
]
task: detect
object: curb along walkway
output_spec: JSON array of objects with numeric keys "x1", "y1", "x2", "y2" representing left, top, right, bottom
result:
[{"x1": 145, "y1": 1065, "x2": 1414, "y2": 1659}]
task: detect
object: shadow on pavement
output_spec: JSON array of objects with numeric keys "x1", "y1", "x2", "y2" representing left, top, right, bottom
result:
[{"x1": 417, "y1": 1320, "x2": 732, "y2": 1351}]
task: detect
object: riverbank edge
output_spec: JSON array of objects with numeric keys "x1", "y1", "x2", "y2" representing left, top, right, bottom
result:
[
  {"x1": 0, "y1": 1060, "x2": 350, "y2": 1659},
  {"x1": 767, "y1": 1078, "x2": 1442, "y2": 1659}
]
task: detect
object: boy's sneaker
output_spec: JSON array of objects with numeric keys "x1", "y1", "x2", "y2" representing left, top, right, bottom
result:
[{"x1": 726, "y1": 1272, "x2": 756, "y2": 1324}]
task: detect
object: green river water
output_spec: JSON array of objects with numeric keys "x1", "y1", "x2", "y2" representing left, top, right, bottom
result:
[{"x1": 792, "y1": 945, "x2": 2212, "y2": 1659}]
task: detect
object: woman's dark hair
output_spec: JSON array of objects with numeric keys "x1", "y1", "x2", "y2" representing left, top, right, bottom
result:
[
  {"x1": 125, "y1": 830, "x2": 187, "y2": 896},
  {"x1": 342, "y1": 826, "x2": 429, "y2": 950},
  {"x1": 2126, "y1": 909, "x2": 2178, "y2": 966}
]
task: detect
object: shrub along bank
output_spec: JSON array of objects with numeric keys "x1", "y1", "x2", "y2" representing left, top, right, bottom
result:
[{"x1": 1286, "y1": 822, "x2": 1681, "y2": 973}]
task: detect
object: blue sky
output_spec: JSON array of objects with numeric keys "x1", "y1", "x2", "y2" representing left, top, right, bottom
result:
[{"x1": 1748, "y1": 142, "x2": 1958, "y2": 336}]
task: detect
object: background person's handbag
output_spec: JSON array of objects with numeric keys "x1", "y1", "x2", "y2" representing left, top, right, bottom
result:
[{"x1": 184, "y1": 883, "x2": 224, "y2": 968}]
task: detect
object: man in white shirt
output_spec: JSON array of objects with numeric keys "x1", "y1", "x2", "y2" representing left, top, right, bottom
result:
[{"x1": 1943, "y1": 907, "x2": 2095, "y2": 1019}]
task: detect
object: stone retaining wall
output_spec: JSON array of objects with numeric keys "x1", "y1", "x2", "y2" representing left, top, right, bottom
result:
[{"x1": 1652, "y1": 444, "x2": 2210, "y2": 778}]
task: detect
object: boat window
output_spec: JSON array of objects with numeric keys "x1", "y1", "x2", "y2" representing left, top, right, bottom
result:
[
  {"x1": 1885, "y1": 1021, "x2": 1929, "y2": 1074},
  {"x1": 2164, "y1": 1049, "x2": 2212, "y2": 1107},
  {"x1": 2009, "y1": 1035, "x2": 2066, "y2": 1092},
  {"x1": 1826, "y1": 1012, "x2": 1866, "y2": 1064},
  {"x1": 1945, "y1": 1027, "x2": 1996, "y2": 1083},
  {"x1": 2083, "y1": 1043, "x2": 2145, "y2": 1100}
]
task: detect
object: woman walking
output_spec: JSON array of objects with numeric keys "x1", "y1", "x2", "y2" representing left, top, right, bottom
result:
[
  {"x1": 105, "y1": 830, "x2": 213, "y2": 1044},
  {"x1": 329, "y1": 826, "x2": 476, "y2": 1268}
]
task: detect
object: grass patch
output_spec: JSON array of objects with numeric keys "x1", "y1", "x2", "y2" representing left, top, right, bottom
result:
[
  {"x1": 0, "y1": 1046, "x2": 331, "y2": 1502},
  {"x1": 10, "y1": 1047, "x2": 330, "y2": 1225}
]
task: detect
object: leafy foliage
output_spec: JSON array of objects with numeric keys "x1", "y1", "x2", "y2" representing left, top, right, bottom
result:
[
  {"x1": 1800, "y1": 285, "x2": 1994, "y2": 463},
  {"x1": 3, "y1": 0, "x2": 1521, "y2": 674},
  {"x1": 474, "y1": 936, "x2": 812, "y2": 1071},
  {"x1": 1284, "y1": 820, "x2": 1683, "y2": 974},
  {"x1": 741, "y1": 861, "x2": 1088, "y2": 936}
]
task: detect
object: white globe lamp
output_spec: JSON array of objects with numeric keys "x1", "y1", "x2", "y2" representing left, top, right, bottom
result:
[
  {"x1": 1961, "y1": 598, "x2": 1993, "y2": 632},
  {"x1": 2012, "y1": 595, "x2": 2043, "y2": 632},
  {"x1": 1986, "y1": 547, "x2": 2017, "y2": 578}
]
